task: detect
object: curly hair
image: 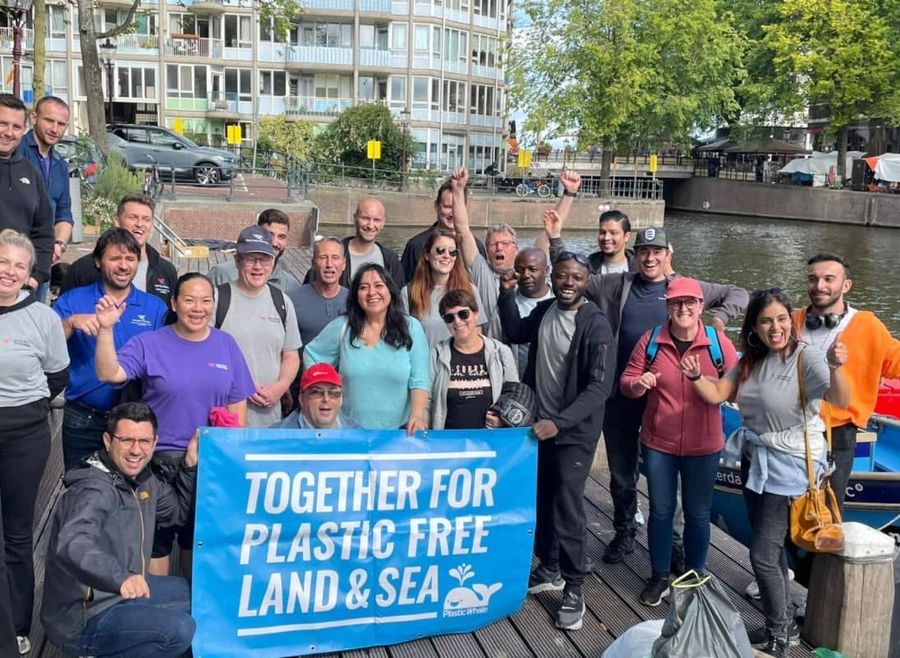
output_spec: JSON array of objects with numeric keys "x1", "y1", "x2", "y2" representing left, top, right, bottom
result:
[
  {"x1": 407, "y1": 228, "x2": 472, "y2": 320},
  {"x1": 346, "y1": 263, "x2": 412, "y2": 350}
]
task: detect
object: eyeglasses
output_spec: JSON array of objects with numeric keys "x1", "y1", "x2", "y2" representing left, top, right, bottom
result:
[
  {"x1": 242, "y1": 255, "x2": 273, "y2": 266},
  {"x1": 305, "y1": 388, "x2": 342, "y2": 400},
  {"x1": 442, "y1": 309, "x2": 473, "y2": 324},
  {"x1": 111, "y1": 434, "x2": 156, "y2": 450},
  {"x1": 751, "y1": 286, "x2": 783, "y2": 298},
  {"x1": 666, "y1": 298, "x2": 700, "y2": 309},
  {"x1": 433, "y1": 246, "x2": 459, "y2": 257},
  {"x1": 555, "y1": 251, "x2": 590, "y2": 268},
  {"x1": 488, "y1": 240, "x2": 516, "y2": 250}
]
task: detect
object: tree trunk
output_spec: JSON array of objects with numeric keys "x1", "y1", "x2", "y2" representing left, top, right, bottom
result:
[
  {"x1": 76, "y1": 0, "x2": 108, "y2": 152},
  {"x1": 600, "y1": 144, "x2": 613, "y2": 197},
  {"x1": 836, "y1": 125, "x2": 848, "y2": 185},
  {"x1": 31, "y1": 0, "x2": 45, "y2": 101}
]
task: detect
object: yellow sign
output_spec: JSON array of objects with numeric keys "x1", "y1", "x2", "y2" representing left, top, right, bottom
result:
[
  {"x1": 517, "y1": 149, "x2": 532, "y2": 168},
  {"x1": 226, "y1": 125, "x2": 242, "y2": 145},
  {"x1": 649, "y1": 154, "x2": 658, "y2": 173},
  {"x1": 367, "y1": 140, "x2": 382, "y2": 160},
  {"x1": 172, "y1": 118, "x2": 184, "y2": 135}
]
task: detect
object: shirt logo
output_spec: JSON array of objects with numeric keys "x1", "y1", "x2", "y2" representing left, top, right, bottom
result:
[
  {"x1": 19, "y1": 177, "x2": 30, "y2": 185},
  {"x1": 131, "y1": 314, "x2": 152, "y2": 328},
  {"x1": 207, "y1": 362, "x2": 229, "y2": 371}
]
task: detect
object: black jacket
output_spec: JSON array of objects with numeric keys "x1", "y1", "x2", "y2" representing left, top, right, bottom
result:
[
  {"x1": 499, "y1": 291, "x2": 616, "y2": 445},
  {"x1": 304, "y1": 237, "x2": 405, "y2": 287},
  {"x1": 0, "y1": 153, "x2": 53, "y2": 283},
  {"x1": 41, "y1": 451, "x2": 196, "y2": 646},
  {"x1": 400, "y1": 223, "x2": 488, "y2": 282},
  {"x1": 61, "y1": 244, "x2": 178, "y2": 307},
  {"x1": 587, "y1": 247, "x2": 637, "y2": 274}
]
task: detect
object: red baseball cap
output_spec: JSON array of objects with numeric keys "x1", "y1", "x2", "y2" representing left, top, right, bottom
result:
[
  {"x1": 665, "y1": 277, "x2": 704, "y2": 301},
  {"x1": 300, "y1": 363, "x2": 342, "y2": 391}
]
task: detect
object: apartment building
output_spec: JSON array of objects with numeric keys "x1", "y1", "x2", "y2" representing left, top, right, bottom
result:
[{"x1": 0, "y1": 0, "x2": 510, "y2": 171}]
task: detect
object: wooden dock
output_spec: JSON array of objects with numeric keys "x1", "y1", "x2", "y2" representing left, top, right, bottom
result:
[{"x1": 29, "y1": 247, "x2": 818, "y2": 657}]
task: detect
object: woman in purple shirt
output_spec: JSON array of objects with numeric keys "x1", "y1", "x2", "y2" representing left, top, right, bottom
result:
[{"x1": 95, "y1": 272, "x2": 255, "y2": 577}]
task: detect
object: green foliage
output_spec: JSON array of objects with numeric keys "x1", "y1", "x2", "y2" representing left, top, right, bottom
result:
[
  {"x1": 311, "y1": 103, "x2": 414, "y2": 178},
  {"x1": 257, "y1": 115, "x2": 314, "y2": 161},
  {"x1": 93, "y1": 152, "x2": 142, "y2": 206}
]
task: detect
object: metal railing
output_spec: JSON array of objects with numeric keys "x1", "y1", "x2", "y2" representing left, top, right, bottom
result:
[
  {"x1": 165, "y1": 35, "x2": 223, "y2": 58},
  {"x1": 284, "y1": 96, "x2": 353, "y2": 117},
  {"x1": 535, "y1": 149, "x2": 688, "y2": 166}
]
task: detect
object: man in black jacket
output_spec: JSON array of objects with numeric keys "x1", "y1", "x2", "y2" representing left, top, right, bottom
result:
[
  {"x1": 41, "y1": 402, "x2": 196, "y2": 657},
  {"x1": 61, "y1": 194, "x2": 178, "y2": 306},
  {"x1": 498, "y1": 251, "x2": 616, "y2": 631}
]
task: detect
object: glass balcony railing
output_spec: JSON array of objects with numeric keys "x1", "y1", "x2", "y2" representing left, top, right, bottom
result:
[
  {"x1": 0, "y1": 27, "x2": 34, "y2": 50},
  {"x1": 116, "y1": 33, "x2": 160, "y2": 54},
  {"x1": 286, "y1": 45, "x2": 353, "y2": 66},
  {"x1": 285, "y1": 96, "x2": 352, "y2": 116}
]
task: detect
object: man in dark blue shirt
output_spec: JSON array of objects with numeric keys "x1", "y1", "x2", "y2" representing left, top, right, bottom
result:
[
  {"x1": 54, "y1": 228, "x2": 169, "y2": 470},
  {"x1": 19, "y1": 96, "x2": 72, "y2": 301}
]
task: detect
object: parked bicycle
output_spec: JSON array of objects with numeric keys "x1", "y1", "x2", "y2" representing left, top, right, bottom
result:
[
  {"x1": 141, "y1": 154, "x2": 162, "y2": 199},
  {"x1": 515, "y1": 177, "x2": 552, "y2": 198}
]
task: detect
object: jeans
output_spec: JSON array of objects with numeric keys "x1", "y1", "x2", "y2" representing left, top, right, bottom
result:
[
  {"x1": 745, "y1": 488, "x2": 793, "y2": 638},
  {"x1": 63, "y1": 575, "x2": 196, "y2": 658},
  {"x1": 829, "y1": 423, "x2": 857, "y2": 513},
  {"x1": 603, "y1": 395, "x2": 646, "y2": 536},
  {"x1": 643, "y1": 446, "x2": 720, "y2": 575},
  {"x1": 62, "y1": 402, "x2": 109, "y2": 472}
]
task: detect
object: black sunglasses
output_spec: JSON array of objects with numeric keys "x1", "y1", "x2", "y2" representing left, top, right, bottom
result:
[
  {"x1": 433, "y1": 246, "x2": 459, "y2": 257},
  {"x1": 555, "y1": 251, "x2": 590, "y2": 268},
  {"x1": 442, "y1": 309, "x2": 472, "y2": 324}
]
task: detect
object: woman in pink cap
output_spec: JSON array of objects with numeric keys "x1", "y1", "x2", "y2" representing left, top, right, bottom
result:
[{"x1": 619, "y1": 277, "x2": 738, "y2": 606}]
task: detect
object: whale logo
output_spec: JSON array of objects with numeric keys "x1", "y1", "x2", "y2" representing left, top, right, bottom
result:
[{"x1": 442, "y1": 564, "x2": 503, "y2": 617}]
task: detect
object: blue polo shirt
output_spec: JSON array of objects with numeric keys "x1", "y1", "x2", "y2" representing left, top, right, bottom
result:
[
  {"x1": 18, "y1": 130, "x2": 73, "y2": 226},
  {"x1": 54, "y1": 281, "x2": 169, "y2": 409}
]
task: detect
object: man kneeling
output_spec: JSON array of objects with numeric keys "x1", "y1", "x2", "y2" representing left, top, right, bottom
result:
[{"x1": 42, "y1": 402, "x2": 197, "y2": 657}]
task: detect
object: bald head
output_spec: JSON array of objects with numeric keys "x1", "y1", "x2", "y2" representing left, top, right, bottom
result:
[
  {"x1": 353, "y1": 197, "x2": 386, "y2": 244},
  {"x1": 514, "y1": 247, "x2": 551, "y2": 298}
]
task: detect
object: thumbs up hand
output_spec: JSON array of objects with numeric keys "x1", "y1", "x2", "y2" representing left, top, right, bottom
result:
[{"x1": 826, "y1": 333, "x2": 848, "y2": 369}]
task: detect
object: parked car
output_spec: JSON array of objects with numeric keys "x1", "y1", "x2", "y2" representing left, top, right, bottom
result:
[
  {"x1": 106, "y1": 123, "x2": 238, "y2": 185},
  {"x1": 54, "y1": 135, "x2": 105, "y2": 183}
]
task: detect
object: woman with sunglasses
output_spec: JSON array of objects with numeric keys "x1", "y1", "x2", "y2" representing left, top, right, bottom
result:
[
  {"x1": 304, "y1": 263, "x2": 430, "y2": 434},
  {"x1": 402, "y1": 228, "x2": 485, "y2": 349},
  {"x1": 426, "y1": 289, "x2": 518, "y2": 430},
  {"x1": 685, "y1": 288, "x2": 849, "y2": 657},
  {"x1": 619, "y1": 278, "x2": 739, "y2": 607}
]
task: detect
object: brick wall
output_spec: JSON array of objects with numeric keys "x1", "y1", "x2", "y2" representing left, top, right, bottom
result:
[{"x1": 158, "y1": 201, "x2": 316, "y2": 246}]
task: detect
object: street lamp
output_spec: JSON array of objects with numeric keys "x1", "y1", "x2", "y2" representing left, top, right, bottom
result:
[
  {"x1": 98, "y1": 37, "x2": 117, "y2": 123},
  {"x1": 399, "y1": 107, "x2": 410, "y2": 191},
  {"x1": 4, "y1": 0, "x2": 32, "y2": 99}
]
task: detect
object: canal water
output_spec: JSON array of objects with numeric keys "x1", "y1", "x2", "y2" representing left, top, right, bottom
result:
[{"x1": 375, "y1": 210, "x2": 900, "y2": 335}]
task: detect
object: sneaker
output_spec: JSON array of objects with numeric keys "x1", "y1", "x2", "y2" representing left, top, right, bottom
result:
[
  {"x1": 639, "y1": 573, "x2": 670, "y2": 607},
  {"x1": 670, "y1": 542, "x2": 686, "y2": 576},
  {"x1": 16, "y1": 636, "x2": 30, "y2": 655},
  {"x1": 602, "y1": 532, "x2": 635, "y2": 564},
  {"x1": 527, "y1": 565, "x2": 565, "y2": 593},
  {"x1": 755, "y1": 634, "x2": 789, "y2": 658},
  {"x1": 748, "y1": 621, "x2": 800, "y2": 648},
  {"x1": 745, "y1": 568, "x2": 795, "y2": 599},
  {"x1": 555, "y1": 589, "x2": 586, "y2": 630}
]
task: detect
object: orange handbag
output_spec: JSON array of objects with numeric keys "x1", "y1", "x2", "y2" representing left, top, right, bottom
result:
[{"x1": 789, "y1": 349, "x2": 844, "y2": 553}]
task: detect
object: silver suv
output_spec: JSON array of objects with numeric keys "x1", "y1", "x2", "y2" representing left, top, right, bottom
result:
[{"x1": 106, "y1": 123, "x2": 238, "y2": 185}]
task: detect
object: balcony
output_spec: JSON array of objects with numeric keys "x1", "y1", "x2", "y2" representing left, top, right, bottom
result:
[
  {"x1": 286, "y1": 45, "x2": 353, "y2": 67},
  {"x1": 360, "y1": 0, "x2": 391, "y2": 12},
  {"x1": 471, "y1": 64, "x2": 502, "y2": 80},
  {"x1": 117, "y1": 33, "x2": 160, "y2": 55},
  {"x1": 301, "y1": 0, "x2": 352, "y2": 11},
  {"x1": 206, "y1": 94, "x2": 241, "y2": 120},
  {"x1": 0, "y1": 27, "x2": 33, "y2": 50},
  {"x1": 188, "y1": 0, "x2": 227, "y2": 14},
  {"x1": 473, "y1": 13, "x2": 501, "y2": 30},
  {"x1": 285, "y1": 96, "x2": 352, "y2": 118},
  {"x1": 100, "y1": 0, "x2": 145, "y2": 8},
  {"x1": 359, "y1": 49, "x2": 390, "y2": 68},
  {"x1": 469, "y1": 114, "x2": 504, "y2": 129},
  {"x1": 165, "y1": 35, "x2": 223, "y2": 58}
]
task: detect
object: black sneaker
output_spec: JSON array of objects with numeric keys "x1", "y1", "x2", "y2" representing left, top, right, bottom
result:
[
  {"x1": 748, "y1": 621, "x2": 800, "y2": 648},
  {"x1": 602, "y1": 532, "x2": 635, "y2": 563},
  {"x1": 555, "y1": 589, "x2": 585, "y2": 630},
  {"x1": 670, "y1": 542, "x2": 686, "y2": 576},
  {"x1": 639, "y1": 573, "x2": 669, "y2": 607},
  {"x1": 755, "y1": 635, "x2": 789, "y2": 658},
  {"x1": 527, "y1": 565, "x2": 565, "y2": 594}
]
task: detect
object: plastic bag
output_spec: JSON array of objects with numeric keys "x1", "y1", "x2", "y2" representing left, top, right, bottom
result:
[
  {"x1": 651, "y1": 571, "x2": 754, "y2": 658},
  {"x1": 603, "y1": 620, "x2": 663, "y2": 658}
]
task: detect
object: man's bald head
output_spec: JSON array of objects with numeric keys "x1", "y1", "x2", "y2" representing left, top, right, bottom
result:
[{"x1": 514, "y1": 247, "x2": 551, "y2": 298}]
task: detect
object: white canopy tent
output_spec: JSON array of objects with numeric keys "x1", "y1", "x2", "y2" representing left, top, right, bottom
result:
[
  {"x1": 778, "y1": 151, "x2": 866, "y2": 176},
  {"x1": 873, "y1": 153, "x2": 900, "y2": 182}
]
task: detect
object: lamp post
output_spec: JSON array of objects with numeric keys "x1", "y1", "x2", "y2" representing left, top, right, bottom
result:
[
  {"x1": 399, "y1": 107, "x2": 410, "y2": 192},
  {"x1": 6, "y1": 0, "x2": 32, "y2": 99},
  {"x1": 98, "y1": 38, "x2": 117, "y2": 123}
]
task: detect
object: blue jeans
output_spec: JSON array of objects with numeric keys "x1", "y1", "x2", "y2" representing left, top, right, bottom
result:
[
  {"x1": 62, "y1": 402, "x2": 109, "y2": 472},
  {"x1": 644, "y1": 446, "x2": 720, "y2": 575},
  {"x1": 63, "y1": 575, "x2": 195, "y2": 658}
]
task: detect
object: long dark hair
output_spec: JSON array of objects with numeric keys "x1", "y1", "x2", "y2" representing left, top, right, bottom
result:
[
  {"x1": 738, "y1": 288, "x2": 798, "y2": 382},
  {"x1": 408, "y1": 228, "x2": 472, "y2": 319},
  {"x1": 346, "y1": 263, "x2": 413, "y2": 350}
]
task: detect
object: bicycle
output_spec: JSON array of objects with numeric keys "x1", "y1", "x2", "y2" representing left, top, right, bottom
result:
[
  {"x1": 515, "y1": 178, "x2": 552, "y2": 198},
  {"x1": 141, "y1": 154, "x2": 162, "y2": 199}
]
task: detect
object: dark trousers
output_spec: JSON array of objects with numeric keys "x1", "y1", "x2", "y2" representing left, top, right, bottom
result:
[
  {"x1": 534, "y1": 437, "x2": 598, "y2": 592},
  {"x1": 603, "y1": 395, "x2": 646, "y2": 536},
  {"x1": 829, "y1": 423, "x2": 858, "y2": 513},
  {"x1": 0, "y1": 496, "x2": 18, "y2": 655},
  {"x1": 0, "y1": 404, "x2": 51, "y2": 636},
  {"x1": 62, "y1": 575, "x2": 195, "y2": 658},
  {"x1": 62, "y1": 402, "x2": 108, "y2": 472},
  {"x1": 745, "y1": 488, "x2": 793, "y2": 638},
  {"x1": 644, "y1": 446, "x2": 720, "y2": 575}
]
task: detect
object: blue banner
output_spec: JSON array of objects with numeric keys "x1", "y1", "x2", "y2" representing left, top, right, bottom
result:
[{"x1": 192, "y1": 428, "x2": 537, "y2": 658}]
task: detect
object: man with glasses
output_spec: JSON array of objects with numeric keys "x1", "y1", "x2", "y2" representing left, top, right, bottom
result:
[
  {"x1": 498, "y1": 250, "x2": 616, "y2": 631},
  {"x1": 214, "y1": 225, "x2": 301, "y2": 427},
  {"x1": 41, "y1": 402, "x2": 197, "y2": 658},
  {"x1": 62, "y1": 193, "x2": 178, "y2": 306},
  {"x1": 274, "y1": 363, "x2": 354, "y2": 430}
]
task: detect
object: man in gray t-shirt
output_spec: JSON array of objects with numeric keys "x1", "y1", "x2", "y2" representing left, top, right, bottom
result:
[
  {"x1": 288, "y1": 237, "x2": 349, "y2": 346},
  {"x1": 215, "y1": 226, "x2": 302, "y2": 427}
]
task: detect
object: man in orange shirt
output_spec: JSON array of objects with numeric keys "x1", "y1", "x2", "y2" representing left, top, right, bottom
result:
[{"x1": 794, "y1": 253, "x2": 900, "y2": 510}]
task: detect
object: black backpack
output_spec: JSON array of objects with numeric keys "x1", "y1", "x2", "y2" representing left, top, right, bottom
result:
[{"x1": 214, "y1": 283, "x2": 287, "y2": 329}]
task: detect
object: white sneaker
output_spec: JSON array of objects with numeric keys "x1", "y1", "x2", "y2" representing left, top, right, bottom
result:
[
  {"x1": 745, "y1": 569, "x2": 795, "y2": 600},
  {"x1": 634, "y1": 502, "x2": 645, "y2": 526},
  {"x1": 17, "y1": 635, "x2": 31, "y2": 655}
]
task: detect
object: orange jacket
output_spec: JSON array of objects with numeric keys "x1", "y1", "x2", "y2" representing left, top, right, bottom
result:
[{"x1": 793, "y1": 308, "x2": 900, "y2": 427}]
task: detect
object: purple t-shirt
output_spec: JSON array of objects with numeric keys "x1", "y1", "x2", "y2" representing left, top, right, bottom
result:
[{"x1": 117, "y1": 326, "x2": 255, "y2": 450}]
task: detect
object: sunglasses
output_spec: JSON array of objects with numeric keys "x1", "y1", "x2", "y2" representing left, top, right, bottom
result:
[
  {"x1": 442, "y1": 309, "x2": 472, "y2": 324},
  {"x1": 751, "y1": 286, "x2": 783, "y2": 298},
  {"x1": 555, "y1": 251, "x2": 590, "y2": 268},
  {"x1": 433, "y1": 246, "x2": 459, "y2": 257}
]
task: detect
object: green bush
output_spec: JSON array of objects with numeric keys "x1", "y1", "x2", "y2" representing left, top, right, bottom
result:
[{"x1": 85, "y1": 153, "x2": 142, "y2": 232}]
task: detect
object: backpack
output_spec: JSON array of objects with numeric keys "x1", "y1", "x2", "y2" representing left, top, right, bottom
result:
[
  {"x1": 214, "y1": 283, "x2": 287, "y2": 329},
  {"x1": 645, "y1": 323, "x2": 725, "y2": 377}
]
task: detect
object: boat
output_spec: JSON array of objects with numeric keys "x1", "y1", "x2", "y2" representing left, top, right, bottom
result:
[{"x1": 711, "y1": 381, "x2": 900, "y2": 547}]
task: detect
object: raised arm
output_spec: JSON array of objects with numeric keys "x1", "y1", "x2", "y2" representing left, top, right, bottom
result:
[
  {"x1": 449, "y1": 167, "x2": 478, "y2": 267},
  {"x1": 679, "y1": 354, "x2": 736, "y2": 404},
  {"x1": 824, "y1": 335, "x2": 850, "y2": 408},
  {"x1": 698, "y1": 279, "x2": 750, "y2": 329},
  {"x1": 94, "y1": 295, "x2": 129, "y2": 384}
]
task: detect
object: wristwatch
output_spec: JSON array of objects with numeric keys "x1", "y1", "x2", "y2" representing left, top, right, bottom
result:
[{"x1": 563, "y1": 190, "x2": 577, "y2": 197}]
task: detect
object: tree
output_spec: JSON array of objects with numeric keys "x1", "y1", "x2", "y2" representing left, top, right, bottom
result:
[
  {"x1": 311, "y1": 103, "x2": 414, "y2": 178},
  {"x1": 511, "y1": 0, "x2": 744, "y2": 180},
  {"x1": 31, "y1": 0, "x2": 44, "y2": 100},
  {"x1": 764, "y1": 0, "x2": 900, "y2": 180},
  {"x1": 257, "y1": 115, "x2": 314, "y2": 161}
]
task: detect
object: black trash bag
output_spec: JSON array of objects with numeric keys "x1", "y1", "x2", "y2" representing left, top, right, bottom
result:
[{"x1": 651, "y1": 570, "x2": 754, "y2": 658}]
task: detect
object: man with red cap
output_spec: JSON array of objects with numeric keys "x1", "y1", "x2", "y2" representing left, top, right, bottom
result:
[{"x1": 273, "y1": 363, "x2": 356, "y2": 430}]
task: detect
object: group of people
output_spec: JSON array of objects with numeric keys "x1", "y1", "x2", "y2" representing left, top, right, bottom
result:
[{"x1": 0, "y1": 98, "x2": 897, "y2": 658}]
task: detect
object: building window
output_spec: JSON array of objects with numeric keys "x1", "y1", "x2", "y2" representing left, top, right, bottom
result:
[
  {"x1": 391, "y1": 23, "x2": 407, "y2": 50},
  {"x1": 259, "y1": 17, "x2": 286, "y2": 43},
  {"x1": 298, "y1": 22, "x2": 352, "y2": 48},
  {"x1": 224, "y1": 14, "x2": 252, "y2": 48},
  {"x1": 225, "y1": 68, "x2": 252, "y2": 101},
  {"x1": 469, "y1": 84, "x2": 497, "y2": 116},
  {"x1": 443, "y1": 80, "x2": 466, "y2": 113},
  {"x1": 118, "y1": 66, "x2": 157, "y2": 100},
  {"x1": 313, "y1": 74, "x2": 351, "y2": 100},
  {"x1": 45, "y1": 5, "x2": 66, "y2": 39},
  {"x1": 360, "y1": 24, "x2": 388, "y2": 50},
  {"x1": 45, "y1": 59, "x2": 67, "y2": 94},
  {"x1": 260, "y1": 70, "x2": 286, "y2": 96},
  {"x1": 390, "y1": 75, "x2": 407, "y2": 108},
  {"x1": 166, "y1": 64, "x2": 206, "y2": 98},
  {"x1": 472, "y1": 0, "x2": 497, "y2": 18},
  {"x1": 471, "y1": 34, "x2": 499, "y2": 68}
]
